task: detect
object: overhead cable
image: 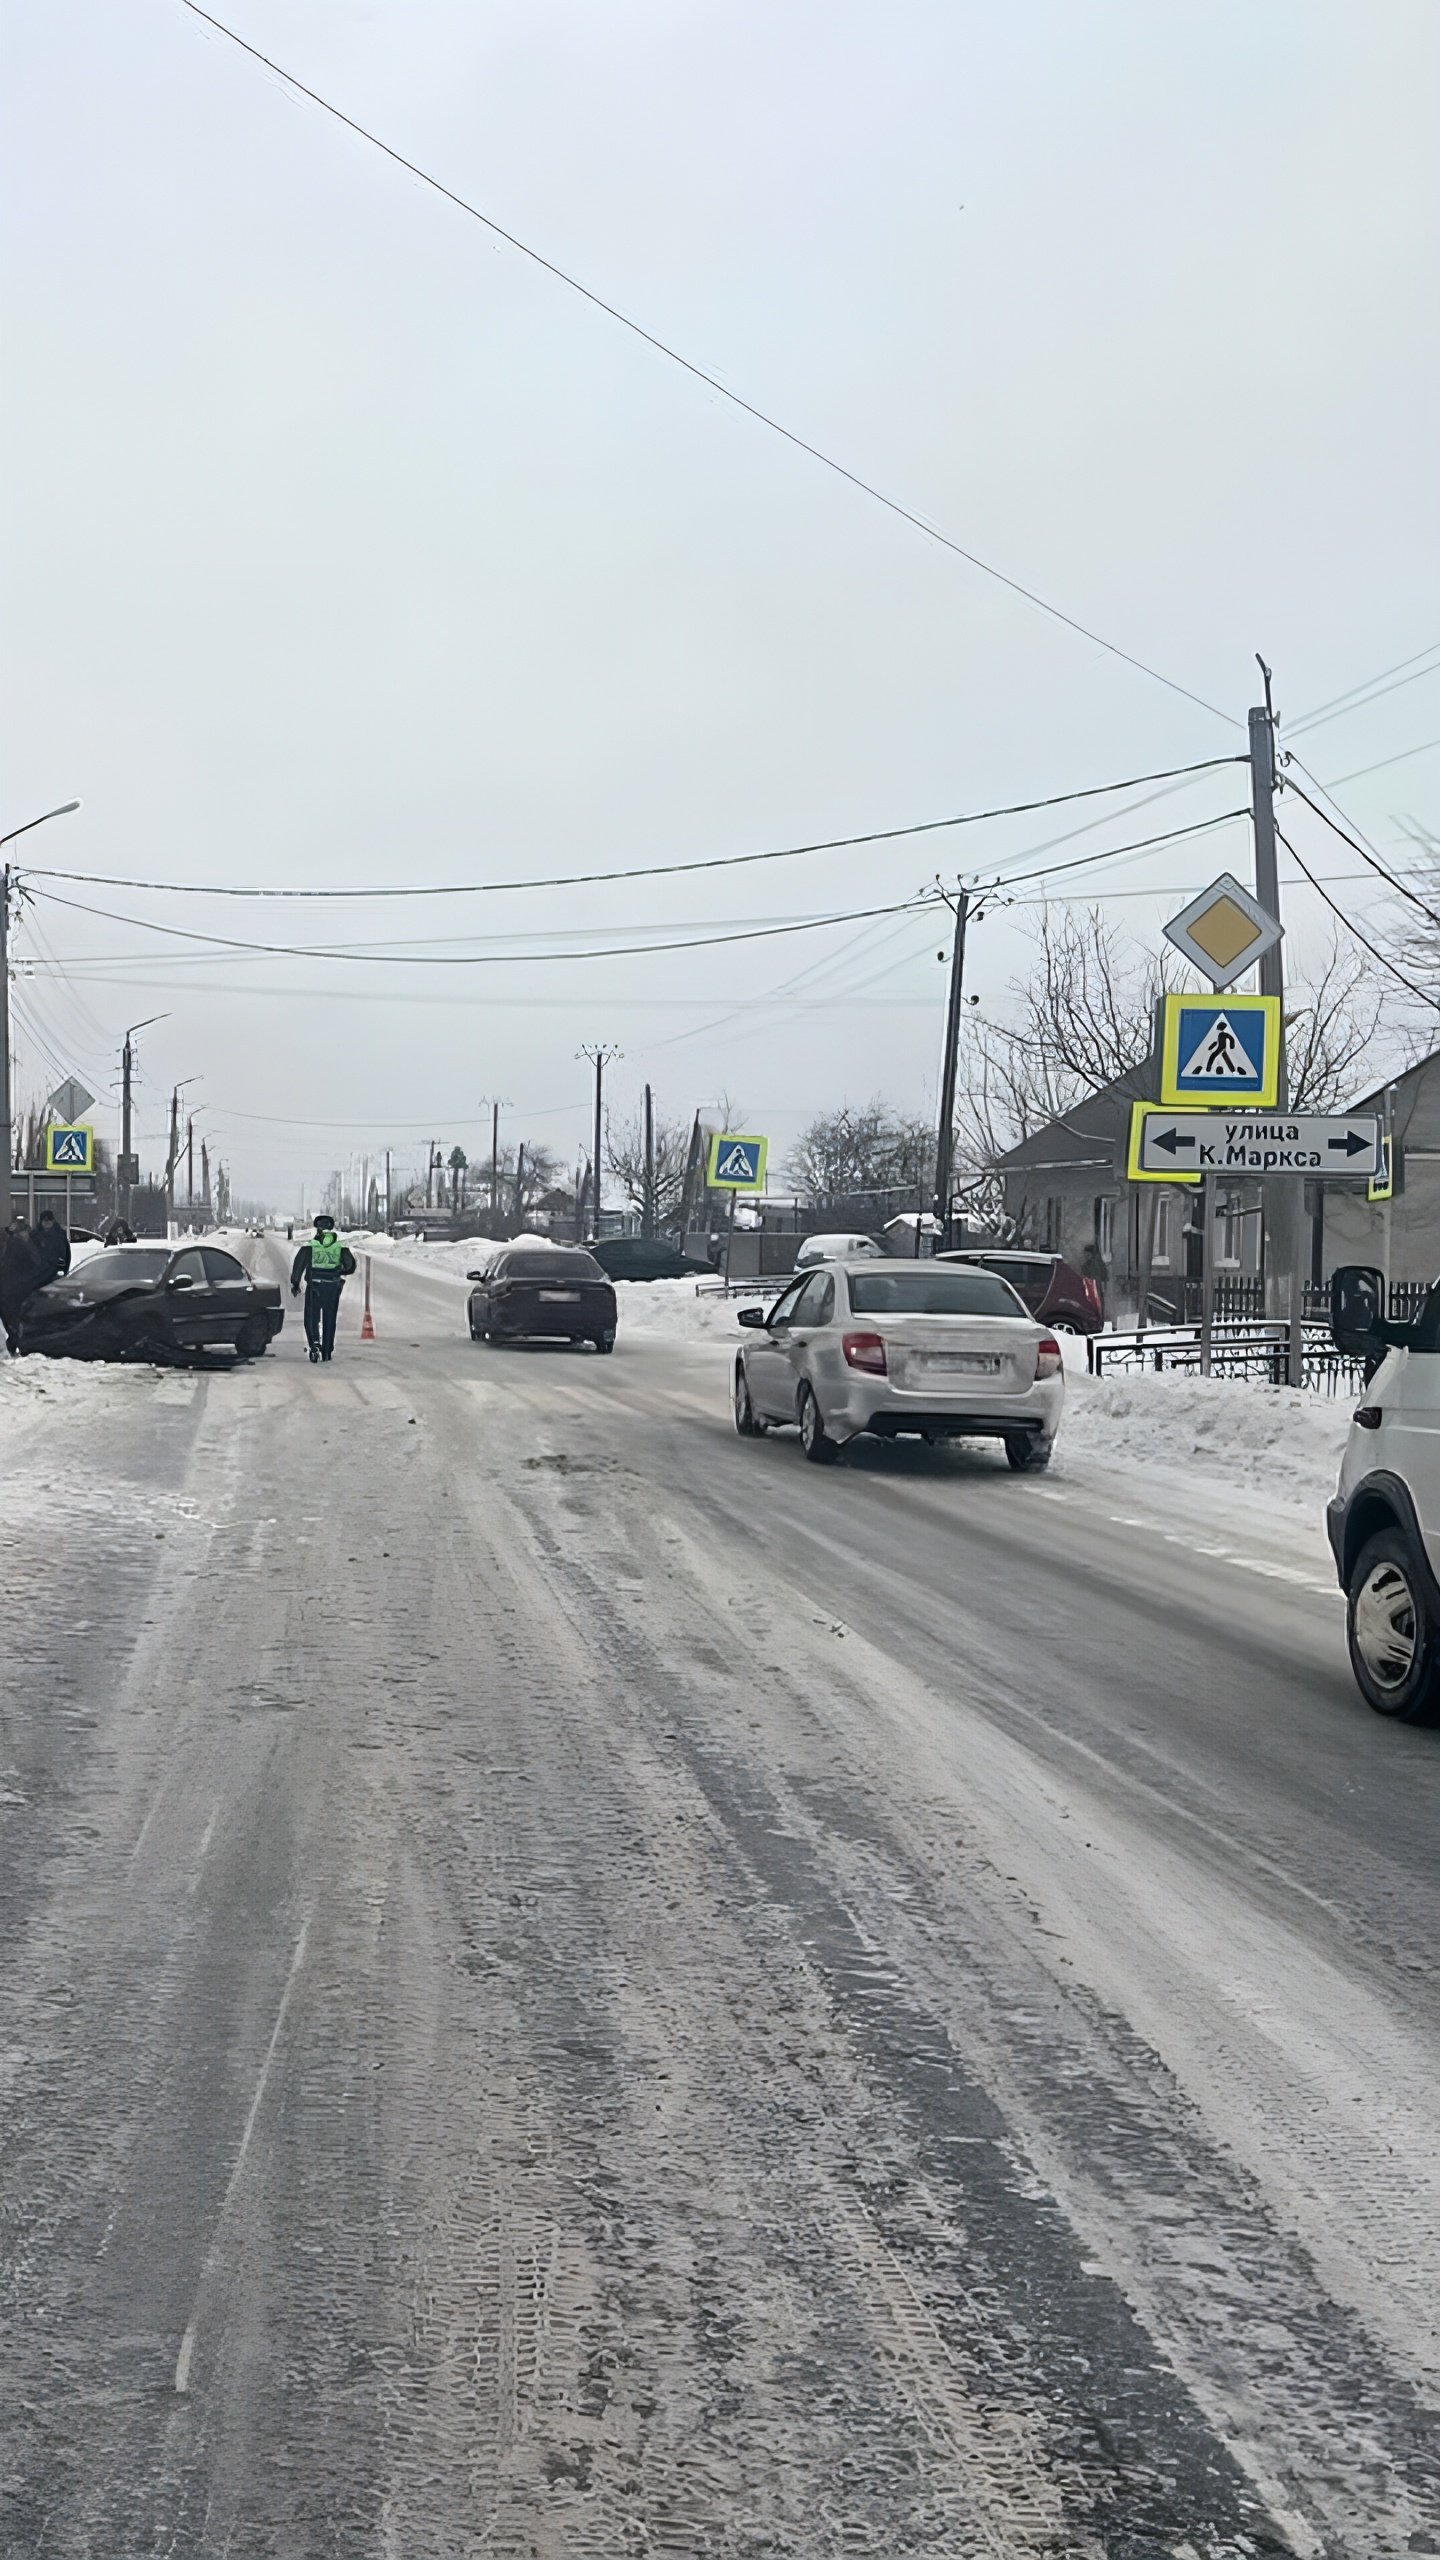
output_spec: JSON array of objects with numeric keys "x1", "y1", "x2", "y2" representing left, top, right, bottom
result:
[
  {"x1": 23, "y1": 757, "x2": 1244, "y2": 900},
  {"x1": 1281, "y1": 777, "x2": 1440, "y2": 927},
  {"x1": 1276, "y1": 827, "x2": 1439, "y2": 1013},
  {"x1": 27, "y1": 884, "x2": 938, "y2": 965},
  {"x1": 174, "y1": 0, "x2": 1235, "y2": 728},
  {"x1": 1285, "y1": 646, "x2": 1440, "y2": 739},
  {"x1": 978, "y1": 806, "x2": 1250, "y2": 894}
]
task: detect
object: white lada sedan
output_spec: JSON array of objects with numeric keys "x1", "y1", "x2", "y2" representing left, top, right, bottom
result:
[{"x1": 733, "y1": 1259, "x2": 1064, "y2": 1469}]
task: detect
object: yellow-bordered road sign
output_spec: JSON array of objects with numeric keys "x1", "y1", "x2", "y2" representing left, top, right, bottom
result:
[
  {"x1": 1368, "y1": 1132, "x2": 1394, "y2": 1204},
  {"x1": 707, "y1": 1133, "x2": 768, "y2": 1190},
  {"x1": 1159, "y1": 992, "x2": 1281, "y2": 1109},
  {"x1": 46, "y1": 1123, "x2": 94, "y2": 1173},
  {"x1": 1127, "y1": 1103, "x2": 1200, "y2": 1185}
]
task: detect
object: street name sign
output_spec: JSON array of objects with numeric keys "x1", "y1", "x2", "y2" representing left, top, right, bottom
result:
[
  {"x1": 707, "y1": 1133, "x2": 768, "y2": 1190},
  {"x1": 1162, "y1": 872, "x2": 1283, "y2": 990},
  {"x1": 1134, "y1": 1111, "x2": 1381, "y2": 1179},
  {"x1": 45, "y1": 1123, "x2": 94, "y2": 1173},
  {"x1": 1159, "y1": 992, "x2": 1281, "y2": 1108}
]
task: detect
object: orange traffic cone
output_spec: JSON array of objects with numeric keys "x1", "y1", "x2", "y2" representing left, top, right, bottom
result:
[{"x1": 360, "y1": 1255, "x2": 376, "y2": 1342}]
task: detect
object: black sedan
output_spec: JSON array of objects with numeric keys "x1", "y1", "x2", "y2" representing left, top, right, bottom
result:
[
  {"x1": 584, "y1": 1236, "x2": 713, "y2": 1282},
  {"x1": 20, "y1": 1243, "x2": 285, "y2": 1363},
  {"x1": 467, "y1": 1248, "x2": 617, "y2": 1352}
]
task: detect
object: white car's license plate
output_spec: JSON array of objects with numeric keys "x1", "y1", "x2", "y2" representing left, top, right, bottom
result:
[
  {"x1": 913, "y1": 1350, "x2": 1000, "y2": 1375},
  {"x1": 539, "y1": 1289, "x2": 580, "y2": 1302}
]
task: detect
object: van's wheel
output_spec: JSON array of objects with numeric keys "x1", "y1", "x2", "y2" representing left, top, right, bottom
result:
[
  {"x1": 1347, "y1": 1527, "x2": 1440, "y2": 1721},
  {"x1": 1005, "y1": 1431, "x2": 1051, "y2": 1472},
  {"x1": 593, "y1": 1331, "x2": 615, "y2": 1355},
  {"x1": 798, "y1": 1383, "x2": 838, "y2": 1465},
  {"x1": 734, "y1": 1361, "x2": 766, "y2": 1437}
]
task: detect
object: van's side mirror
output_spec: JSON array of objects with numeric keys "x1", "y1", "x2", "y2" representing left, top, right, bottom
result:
[
  {"x1": 737, "y1": 1306, "x2": 766, "y2": 1329},
  {"x1": 1330, "y1": 1263, "x2": 1386, "y2": 1359}
]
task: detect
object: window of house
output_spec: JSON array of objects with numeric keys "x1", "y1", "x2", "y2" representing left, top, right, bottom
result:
[
  {"x1": 1154, "y1": 1195, "x2": 1174, "y2": 1266},
  {"x1": 1042, "y1": 1197, "x2": 1063, "y2": 1251}
]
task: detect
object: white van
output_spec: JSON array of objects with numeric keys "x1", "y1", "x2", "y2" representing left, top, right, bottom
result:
[{"x1": 1328, "y1": 1263, "x2": 1440, "y2": 1722}]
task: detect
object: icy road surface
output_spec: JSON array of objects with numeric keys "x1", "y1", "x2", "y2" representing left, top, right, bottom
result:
[{"x1": 1, "y1": 1239, "x2": 1437, "y2": 2558}]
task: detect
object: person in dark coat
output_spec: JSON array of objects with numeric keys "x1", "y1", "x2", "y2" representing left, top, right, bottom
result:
[
  {"x1": 0, "y1": 1224, "x2": 42, "y2": 1354},
  {"x1": 103, "y1": 1216, "x2": 136, "y2": 1246},
  {"x1": 290, "y1": 1215, "x2": 356, "y2": 1363},
  {"x1": 29, "y1": 1209, "x2": 71, "y2": 1287}
]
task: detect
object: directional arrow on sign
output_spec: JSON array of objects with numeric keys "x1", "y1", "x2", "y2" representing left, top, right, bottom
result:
[
  {"x1": 1327, "y1": 1129, "x2": 1370, "y2": 1158},
  {"x1": 1151, "y1": 1127, "x2": 1196, "y2": 1156}
]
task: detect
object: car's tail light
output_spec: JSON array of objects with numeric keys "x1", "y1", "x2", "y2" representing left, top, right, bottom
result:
[
  {"x1": 842, "y1": 1331, "x2": 888, "y2": 1374},
  {"x1": 1034, "y1": 1335, "x2": 1063, "y2": 1380}
]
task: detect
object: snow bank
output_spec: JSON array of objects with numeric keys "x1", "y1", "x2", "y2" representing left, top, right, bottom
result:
[
  {"x1": 608, "y1": 1278, "x2": 761, "y2": 1343},
  {"x1": 362, "y1": 1232, "x2": 511, "y2": 1286},
  {"x1": 1057, "y1": 1365, "x2": 1350, "y2": 1518},
  {"x1": 0, "y1": 1354, "x2": 153, "y2": 1467}
]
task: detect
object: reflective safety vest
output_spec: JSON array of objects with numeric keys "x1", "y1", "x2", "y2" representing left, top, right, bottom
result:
[{"x1": 310, "y1": 1232, "x2": 343, "y2": 1274}]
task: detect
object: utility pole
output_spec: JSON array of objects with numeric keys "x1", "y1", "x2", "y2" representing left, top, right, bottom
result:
[
  {"x1": 166, "y1": 1087, "x2": 180, "y2": 1229},
  {"x1": 491, "y1": 1103, "x2": 500, "y2": 1221},
  {"x1": 513, "y1": 1140, "x2": 526, "y2": 1227},
  {"x1": 642, "y1": 1084, "x2": 656, "y2": 1239},
  {"x1": 186, "y1": 1115, "x2": 195, "y2": 1214},
  {"x1": 0, "y1": 804, "x2": 83, "y2": 1232},
  {"x1": 1249, "y1": 664, "x2": 1302, "y2": 1386},
  {"x1": 0, "y1": 865, "x2": 11, "y2": 1235},
  {"x1": 932, "y1": 887, "x2": 970, "y2": 1249},
  {"x1": 384, "y1": 1147, "x2": 392, "y2": 1234},
  {"x1": 578, "y1": 1045, "x2": 620, "y2": 1237}
]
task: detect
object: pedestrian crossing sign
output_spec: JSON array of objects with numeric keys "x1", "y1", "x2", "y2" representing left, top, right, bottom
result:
[
  {"x1": 45, "y1": 1123, "x2": 94, "y2": 1173},
  {"x1": 706, "y1": 1133, "x2": 768, "y2": 1191},
  {"x1": 1159, "y1": 994, "x2": 1280, "y2": 1108}
]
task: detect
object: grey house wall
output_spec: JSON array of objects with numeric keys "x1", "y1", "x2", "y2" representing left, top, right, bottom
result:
[{"x1": 1319, "y1": 1051, "x2": 1440, "y2": 1286}]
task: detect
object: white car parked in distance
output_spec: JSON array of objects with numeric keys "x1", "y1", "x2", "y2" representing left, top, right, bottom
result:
[
  {"x1": 793, "y1": 1231, "x2": 886, "y2": 1270},
  {"x1": 734, "y1": 1258, "x2": 1064, "y2": 1468}
]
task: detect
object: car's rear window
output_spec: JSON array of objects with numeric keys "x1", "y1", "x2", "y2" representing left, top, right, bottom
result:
[
  {"x1": 500, "y1": 1252, "x2": 606, "y2": 1280},
  {"x1": 849, "y1": 1268, "x2": 1027, "y2": 1318}
]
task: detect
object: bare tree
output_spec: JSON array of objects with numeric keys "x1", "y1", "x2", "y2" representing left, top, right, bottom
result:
[
  {"x1": 1284, "y1": 933, "x2": 1382, "y2": 1107},
  {"x1": 606, "y1": 1107, "x2": 690, "y2": 1230},
  {"x1": 788, "y1": 1102, "x2": 933, "y2": 1218}
]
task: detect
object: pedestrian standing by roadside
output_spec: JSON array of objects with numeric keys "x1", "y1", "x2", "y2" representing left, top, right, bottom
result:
[
  {"x1": 29, "y1": 1208, "x2": 72, "y2": 1286},
  {"x1": 290, "y1": 1215, "x2": 356, "y2": 1363}
]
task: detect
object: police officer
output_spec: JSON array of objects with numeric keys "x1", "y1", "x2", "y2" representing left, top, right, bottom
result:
[{"x1": 290, "y1": 1215, "x2": 356, "y2": 1363}]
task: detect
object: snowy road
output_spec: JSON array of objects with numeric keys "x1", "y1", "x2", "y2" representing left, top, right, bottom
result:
[{"x1": 2, "y1": 1239, "x2": 1438, "y2": 2557}]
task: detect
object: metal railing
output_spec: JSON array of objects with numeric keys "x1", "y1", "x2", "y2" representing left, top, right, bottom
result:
[{"x1": 1089, "y1": 1320, "x2": 1367, "y2": 1395}]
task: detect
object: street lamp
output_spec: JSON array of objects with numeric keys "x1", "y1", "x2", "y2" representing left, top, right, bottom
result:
[
  {"x1": 120, "y1": 1014, "x2": 169, "y2": 1227},
  {"x1": 0, "y1": 799, "x2": 82, "y2": 1231}
]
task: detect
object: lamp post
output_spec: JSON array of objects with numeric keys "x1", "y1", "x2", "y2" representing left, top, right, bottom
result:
[
  {"x1": 0, "y1": 799, "x2": 82, "y2": 1233},
  {"x1": 120, "y1": 1014, "x2": 168, "y2": 1230}
]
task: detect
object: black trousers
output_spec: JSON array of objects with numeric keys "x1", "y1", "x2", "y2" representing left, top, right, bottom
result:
[{"x1": 303, "y1": 1279, "x2": 343, "y2": 1356}]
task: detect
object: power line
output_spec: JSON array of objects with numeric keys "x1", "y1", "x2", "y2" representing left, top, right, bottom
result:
[
  {"x1": 1325, "y1": 733, "x2": 1440, "y2": 788},
  {"x1": 1281, "y1": 777, "x2": 1440, "y2": 927},
  {"x1": 978, "y1": 805, "x2": 1250, "y2": 894},
  {"x1": 27, "y1": 884, "x2": 938, "y2": 965},
  {"x1": 1276, "y1": 826, "x2": 1439, "y2": 1013},
  {"x1": 1285, "y1": 645, "x2": 1440, "y2": 739},
  {"x1": 22, "y1": 757, "x2": 1243, "y2": 901},
  {"x1": 174, "y1": 0, "x2": 1235, "y2": 730}
]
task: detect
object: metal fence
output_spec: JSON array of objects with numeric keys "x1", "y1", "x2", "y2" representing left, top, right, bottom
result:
[{"x1": 1089, "y1": 1320, "x2": 1368, "y2": 1395}]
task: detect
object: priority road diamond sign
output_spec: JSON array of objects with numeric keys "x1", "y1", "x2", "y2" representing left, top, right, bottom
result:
[
  {"x1": 707, "y1": 1133, "x2": 768, "y2": 1190},
  {"x1": 1163, "y1": 871, "x2": 1283, "y2": 990},
  {"x1": 1159, "y1": 993, "x2": 1281, "y2": 1108},
  {"x1": 1134, "y1": 1111, "x2": 1381, "y2": 1179}
]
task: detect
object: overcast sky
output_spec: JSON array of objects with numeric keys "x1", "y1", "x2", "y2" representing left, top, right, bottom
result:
[{"x1": 5, "y1": 0, "x2": 1438, "y2": 1205}]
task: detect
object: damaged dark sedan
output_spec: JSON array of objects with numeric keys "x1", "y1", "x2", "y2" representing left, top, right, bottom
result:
[{"x1": 19, "y1": 1242, "x2": 285, "y2": 1363}]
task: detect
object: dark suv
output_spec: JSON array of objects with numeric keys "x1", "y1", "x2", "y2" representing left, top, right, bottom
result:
[
  {"x1": 585, "y1": 1237, "x2": 713, "y2": 1283},
  {"x1": 467, "y1": 1248, "x2": 618, "y2": 1352},
  {"x1": 936, "y1": 1248, "x2": 1102, "y2": 1335}
]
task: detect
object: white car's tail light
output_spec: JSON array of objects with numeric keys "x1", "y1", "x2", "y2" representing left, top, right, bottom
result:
[
  {"x1": 842, "y1": 1331, "x2": 888, "y2": 1374},
  {"x1": 1034, "y1": 1335, "x2": 1063, "y2": 1380}
]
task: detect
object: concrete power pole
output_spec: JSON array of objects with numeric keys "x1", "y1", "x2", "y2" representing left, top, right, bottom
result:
[
  {"x1": 579, "y1": 1045, "x2": 620, "y2": 1237},
  {"x1": 932, "y1": 887, "x2": 970, "y2": 1249},
  {"x1": 166, "y1": 1088, "x2": 180, "y2": 1230},
  {"x1": 0, "y1": 865, "x2": 11, "y2": 1236},
  {"x1": 643, "y1": 1084, "x2": 656, "y2": 1238},
  {"x1": 1248, "y1": 671, "x2": 1302, "y2": 1385}
]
